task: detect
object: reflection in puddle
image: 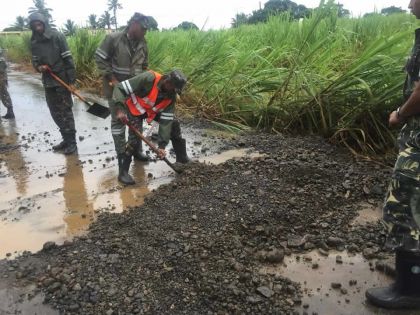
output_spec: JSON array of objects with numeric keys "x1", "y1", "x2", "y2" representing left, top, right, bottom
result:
[
  {"x1": 261, "y1": 251, "x2": 416, "y2": 315},
  {"x1": 0, "y1": 70, "x2": 245, "y2": 258},
  {"x1": 199, "y1": 148, "x2": 264, "y2": 165}
]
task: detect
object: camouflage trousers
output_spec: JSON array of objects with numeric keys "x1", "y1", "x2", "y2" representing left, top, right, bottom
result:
[
  {"x1": 0, "y1": 78, "x2": 13, "y2": 109},
  {"x1": 44, "y1": 86, "x2": 76, "y2": 136},
  {"x1": 109, "y1": 99, "x2": 143, "y2": 155},
  {"x1": 383, "y1": 120, "x2": 420, "y2": 250}
]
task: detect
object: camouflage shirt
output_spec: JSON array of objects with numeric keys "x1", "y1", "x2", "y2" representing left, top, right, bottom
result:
[
  {"x1": 31, "y1": 28, "x2": 76, "y2": 88},
  {"x1": 0, "y1": 53, "x2": 7, "y2": 77},
  {"x1": 95, "y1": 29, "x2": 148, "y2": 98},
  {"x1": 113, "y1": 71, "x2": 176, "y2": 148}
]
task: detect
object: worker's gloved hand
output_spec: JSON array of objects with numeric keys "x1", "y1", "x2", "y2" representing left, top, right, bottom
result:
[
  {"x1": 157, "y1": 148, "x2": 166, "y2": 159},
  {"x1": 117, "y1": 110, "x2": 128, "y2": 124},
  {"x1": 37, "y1": 65, "x2": 49, "y2": 73}
]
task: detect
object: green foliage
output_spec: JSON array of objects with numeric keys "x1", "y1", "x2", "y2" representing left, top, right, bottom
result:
[
  {"x1": 67, "y1": 29, "x2": 105, "y2": 83},
  {"x1": 0, "y1": 33, "x2": 32, "y2": 63},
  {"x1": 62, "y1": 19, "x2": 77, "y2": 36},
  {"x1": 3, "y1": 3, "x2": 417, "y2": 153}
]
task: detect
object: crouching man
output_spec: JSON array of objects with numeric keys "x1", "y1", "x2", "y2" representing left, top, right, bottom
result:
[{"x1": 111, "y1": 69, "x2": 189, "y2": 185}]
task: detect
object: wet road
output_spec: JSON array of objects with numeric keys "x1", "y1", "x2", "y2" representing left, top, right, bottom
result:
[{"x1": 0, "y1": 68, "x2": 245, "y2": 259}]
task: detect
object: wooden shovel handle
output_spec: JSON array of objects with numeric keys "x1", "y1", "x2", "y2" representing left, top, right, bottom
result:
[{"x1": 45, "y1": 66, "x2": 87, "y2": 103}]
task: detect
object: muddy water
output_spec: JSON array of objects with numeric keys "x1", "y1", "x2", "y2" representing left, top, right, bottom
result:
[
  {"x1": 0, "y1": 69, "x2": 252, "y2": 259},
  {"x1": 261, "y1": 251, "x2": 417, "y2": 315}
]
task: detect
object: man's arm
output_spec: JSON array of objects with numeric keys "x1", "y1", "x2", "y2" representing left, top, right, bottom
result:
[
  {"x1": 95, "y1": 35, "x2": 115, "y2": 83},
  {"x1": 390, "y1": 81, "x2": 420, "y2": 126}
]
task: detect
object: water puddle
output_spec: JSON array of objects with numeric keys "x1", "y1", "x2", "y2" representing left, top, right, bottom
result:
[
  {"x1": 0, "y1": 70, "x2": 259, "y2": 258},
  {"x1": 199, "y1": 148, "x2": 264, "y2": 165},
  {"x1": 261, "y1": 251, "x2": 415, "y2": 315},
  {"x1": 352, "y1": 202, "x2": 382, "y2": 226},
  {"x1": 0, "y1": 284, "x2": 57, "y2": 315}
]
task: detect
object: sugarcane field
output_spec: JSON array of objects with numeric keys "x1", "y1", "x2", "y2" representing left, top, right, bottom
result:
[{"x1": 1, "y1": 0, "x2": 420, "y2": 314}]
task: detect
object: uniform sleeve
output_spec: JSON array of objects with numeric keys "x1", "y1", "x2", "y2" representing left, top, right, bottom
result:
[
  {"x1": 157, "y1": 100, "x2": 176, "y2": 149},
  {"x1": 31, "y1": 42, "x2": 41, "y2": 72},
  {"x1": 0, "y1": 59, "x2": 7, "y2": 73},
  {"x1": 95, "y1": 34, "x2": 114, "y2": 81},
  {"x1": 58, "y1": 33, "x2": 76, "y2": 84}
]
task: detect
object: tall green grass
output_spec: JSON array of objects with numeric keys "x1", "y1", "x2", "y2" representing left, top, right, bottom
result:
[{"x1": 0, "y1": 7, "x2": 417, "y2": 153}]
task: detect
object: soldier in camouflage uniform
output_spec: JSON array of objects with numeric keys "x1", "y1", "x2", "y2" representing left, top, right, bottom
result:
[
  {"x1": 0, "y1": 49, "x2": 15, "y2": 119},
  {"x1": 29, "y1": 12, "x2": 77, "y2": 155},
  {"x1": 95, "y1": 12, "x2": 149, "y2": 162},
  {"x1": 366, "y1": 0, "x2": 420, "y2": 309},
  {"x1": 112, "y1": 69, "x2": 189, "y2": 185}
]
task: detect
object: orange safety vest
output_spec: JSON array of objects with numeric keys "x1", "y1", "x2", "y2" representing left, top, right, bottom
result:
[{"x1": 125, "y1": 71, "x2": 172, "y2": 123}]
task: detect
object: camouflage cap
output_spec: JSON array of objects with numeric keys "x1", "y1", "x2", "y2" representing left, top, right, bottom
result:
[
  {"x1": 129, "y1": 12, "x2": 149, "y2": 29},
  {"x1": 168, "y1": 70, "x2": 187, "y2": 95}
]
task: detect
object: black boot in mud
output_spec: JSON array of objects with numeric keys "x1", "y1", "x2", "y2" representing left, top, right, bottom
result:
[
  {"x1": 172, "y1": 138, "x2": 190, "y2": 164},
  {"x1": 366, "y1": 250, "x2": 420, "y2": 309},
  {"x1": 2, "y1": 108, "x2": 15, "y2": 119},
  {"x1": 52, "y1": 140, "x2": 68, "y2": 151},
  {"x1": 118, "y1": 154, "x2": 135, "y2": 185}
]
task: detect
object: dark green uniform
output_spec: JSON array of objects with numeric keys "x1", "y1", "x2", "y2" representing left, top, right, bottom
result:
[
  {"x1": 383, "y1": 28, "x2": 420, "y2": 250},
  {"x1": 112, "y1": 71, "x2": 181, "y2": 154},
  {"x1": 30, "y1": 26, "x2": 76, "y2": 143},
  {"x1": 0, "y1": 50, "x2": 13, "y2": 114},
  {"x1": 95, "y1": 28, "x2": 149, "y2": 160}
]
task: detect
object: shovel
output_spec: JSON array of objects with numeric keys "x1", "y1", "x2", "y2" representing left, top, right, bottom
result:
[
  {"x1": 118, "y1": 113, "x2": 182, "y2": 173},
  {"x1": 45, "y1": 67, "x2": 110, "y2": 119}
]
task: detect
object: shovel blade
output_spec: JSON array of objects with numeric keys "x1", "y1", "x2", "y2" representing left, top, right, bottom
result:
[{"x1": 87, "y1": 103, "x2": 111, "y2": 119}]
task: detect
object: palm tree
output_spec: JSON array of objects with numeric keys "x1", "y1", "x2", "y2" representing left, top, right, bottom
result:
[
  {"x1": 13, "y1": 16, "x2": 28, "y2": 31},
  {"x1": 108, "y1": 0, "x2": 122, "y2": 30},
  {"x1": 88, "y1": 14, "x2": 98, "y2": 29},
  {"x1": 63, "y1": 19, "x2": 77, "y2": 36},
  {"x1": 28, "y1": 0, "x2": 54, "y2": 25},
  {"x1": 99, "y1": 11, "x2": 112, "y2": 30}
]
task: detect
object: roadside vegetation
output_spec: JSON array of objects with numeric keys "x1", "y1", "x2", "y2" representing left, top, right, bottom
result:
[{"x1": 0, "y1": 3, "x2": 416, "y2": 154}]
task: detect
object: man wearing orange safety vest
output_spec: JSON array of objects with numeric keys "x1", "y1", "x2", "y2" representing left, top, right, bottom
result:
[{"x1": 112, "y1": 69, "x2": 189, "y2": 185}]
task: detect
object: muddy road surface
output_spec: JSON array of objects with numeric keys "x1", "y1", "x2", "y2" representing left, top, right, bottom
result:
[{"x1": 0, "y1": 69, "x2": 416, "y2": 315}]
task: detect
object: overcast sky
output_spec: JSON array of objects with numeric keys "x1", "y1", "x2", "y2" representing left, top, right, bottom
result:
[{"x1": 0, "y1": 0, "x2": 413, "y2": 31}]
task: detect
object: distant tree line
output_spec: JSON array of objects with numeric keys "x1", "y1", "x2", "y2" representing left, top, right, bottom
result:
[
  {"x1": 2, "y1": 0, "x2": 409, "y2": 34},
  {"x1": 231, "y1": 0, "x2": 407, "y2": 27}
]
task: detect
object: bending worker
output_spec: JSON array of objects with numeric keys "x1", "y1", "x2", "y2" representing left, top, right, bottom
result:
[
  {"x1": 112, "y1": 69, "x2": 189, "y2": 185},
  {"x1": 366, "y1": 0, "x2": 420, "y2": 309},
  {"x1": 95, "y1": 12, "x2": 150, "y2": 161}
]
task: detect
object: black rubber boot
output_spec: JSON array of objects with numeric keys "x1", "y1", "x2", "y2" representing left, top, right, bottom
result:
[
  {"x1": 52, "y1": 140, "x2": 68, "y2": 151},
  {"x1": 172, "y1": 138, "x2": 190, "y2": 164},
  {"x1": 63, "y1": 133, "x2": 77, "y2": 155},
  {"x1": 132, "y1": 141, "x2": 149, "y2": 162},
  {"x1": 2, "y1": 108, "x2": 15, "y2": 119},
  {"x1": 117, "y1": 153, "x2": 135, "y2": 185},
  {"x1": 366, "y1": 249, "x2": 420, "y2": 309}
]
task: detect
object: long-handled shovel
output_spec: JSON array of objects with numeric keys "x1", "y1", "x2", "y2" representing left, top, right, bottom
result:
[
  {"x1": 118, "y1": 113, "x2": 182, "y2": 173},
  {"x1": 45, "y1": 67, "x2": 110, "y2": 119}
]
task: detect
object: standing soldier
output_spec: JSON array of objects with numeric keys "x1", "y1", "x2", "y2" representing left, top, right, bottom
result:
[
  {"x1": 29, "y1": 12, "x2": 78, "y2": 155},
  {"x1": 366, "y1": 0, "x2": 420, "y2": 309},
  {"x1": 112, "y1": 69, "x2": 189, "y2": 185},
  {"x1": 0, "y1": 49, "x2": 15, "y2": 119},
  {"x1": 95, "y1": 12, "x2": 150, "y2": 162}
]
